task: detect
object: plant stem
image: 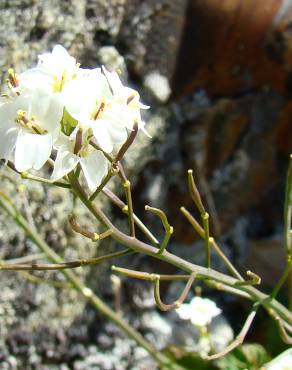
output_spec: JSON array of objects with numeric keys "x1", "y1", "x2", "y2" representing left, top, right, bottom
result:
[
  {"x1": 0, "y1": 192, "x2": 185, "y2": 370},
  {"x1": 68, "y1": 175, "x2": 292, "y2": 326},
  {"x1": 102, "y1": 187, "x2": 160, "y2": 247},
  {"x1": 270, "y1": 263, "x2": 292, "y2": 300}
]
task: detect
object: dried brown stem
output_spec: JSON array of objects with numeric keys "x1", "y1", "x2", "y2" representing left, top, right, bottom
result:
[
  {"x1": 0, "y1": 249, "x2": 133, "y2": 271},
  {"x1": 114, "y1": 121, "x2": 138, "y2": 163}
]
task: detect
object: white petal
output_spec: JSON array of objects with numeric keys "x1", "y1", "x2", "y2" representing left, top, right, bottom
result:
[
  {"x1": 102, "y1": 66, "x2": 123, "y2": 94},
  {"x1": 0, "y1": 126, "x2": 18, "y2": 159},
  {"x1": 19, "y1": 68, "x2": 52, "y2": 94},
  {"x1": 15, "y1": 131, "x2": 53, "y2": 172},
  {"x1": 80, "y1": 151, "x2": 108, "y2": 192},
  {"x1": 107, "y1": 121, "x2": 128, "y2": 148},
  {"x1": 176, "y1": 304, "x2": 192, "y2": 320},
  {"x1": 30, "y1": 93, "x2": 63, "y2": 132},
  {"x1": 92, "y1": 122, "x2": 113, "y2": 153},
  {"x1": 51, "y1": 147, "x2": 79, "y2": 181}
]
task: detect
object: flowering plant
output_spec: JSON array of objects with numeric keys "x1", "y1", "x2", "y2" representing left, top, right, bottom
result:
[
  {"x1": 0, "y1": 45, "x2": 291, "y2": 369},
  {"x1": 0, "y1": 45, "x2": 148, "y2": 192}
]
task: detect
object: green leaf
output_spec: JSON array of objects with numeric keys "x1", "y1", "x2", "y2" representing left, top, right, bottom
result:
[
  {"x1": 216, "y1": 344, "x2": 270, "y2": 370},
  {"x1": 163, "y1": 346, "x2": 218, "y2": 370},
  {"x1": 60, "y1": 108, "x2": 78, "y2": 136}
]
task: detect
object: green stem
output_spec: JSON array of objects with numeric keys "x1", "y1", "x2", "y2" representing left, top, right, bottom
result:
[
  {"x1": 202, "y1": 212, "x2": 210, "y2": 268},
  {"x1": 89, "y1": 169, "x2": 114, "y2": 202},
  {"x1": 284, "y1": 155, "x2": 292, "y2": 256},
  {"x1": 270, "y1": 263, "x2": 292, "y2": 300},
  {"x1": 102, "y1": 187, "x2": 160, "y2": 247},
  {"x1": 20, "y1": 172, "x2": 71, "y2": 188},
  {"x1": 67, "y1": 175, "x2": 292, "y2": 327},
  {"x1": 0, "y1": 192, "x2": 184, "y2": 370},
  {"x1": 145, "y1": 205, "x2": 173, "y2": 254},
  {"x1": 284, "y1": 156, "x2": 292, "y2": 309}
]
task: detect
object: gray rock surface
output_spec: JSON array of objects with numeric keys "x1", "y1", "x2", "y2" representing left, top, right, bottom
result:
[{"x1": 0, "y1": 0, "x2": 291, "y2": 368}]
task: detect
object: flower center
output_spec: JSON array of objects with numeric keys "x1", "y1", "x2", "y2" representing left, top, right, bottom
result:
[
  {"x1": 52, "y1": 65, "x2": 79, "y2": 93},
  {"x1": 91, "y1": 100, "x2": 106, "y2": 121},
  {"x1": 52, "y1": 70, "x2": 67, "y2": 93},
  {"x1": 7, "y1": 68, "x2": 19, "y2": 89},
  {"x1": 15, "y1": 110, "x2": 48, "y2": 135}
]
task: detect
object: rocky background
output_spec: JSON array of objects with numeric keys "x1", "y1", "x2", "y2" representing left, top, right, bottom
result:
[{"x1": 0, "y1": 0, "x2": 291, "y2": 369}]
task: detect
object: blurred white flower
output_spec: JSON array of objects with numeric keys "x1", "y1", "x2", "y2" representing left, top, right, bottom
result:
[
  {"x1": 262, "y1": 349, "x2": 292, "y2": 370},
  {"x1": 144, "y1": 72, "x2": 171, "y2": 102},
  {"x1": 0, "y1": 93, "x2": 63, "y2": 172},
  {"x1": 51, "y1": 131, "x2": 108, "y2": 192},
  {"x1": 176, "y1": 296, "x2": 222, "y2": 327}
]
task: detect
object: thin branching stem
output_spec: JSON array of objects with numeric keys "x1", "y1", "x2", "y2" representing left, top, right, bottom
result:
[
  {"x1": 0, "y1": 191, "x2": 183, "y2": 370},
  {"x1": 0, "y1": 249, "x2": 133, "y2": 271},
  {"x1": 270, "y1": 262, "x2": 292, "y2": 300},
  {"x1": 180, "y1": 207, "x2": 243, "y2": 280},
  {"x1": 283, "y1": 155, "x2": 292, "y2": 309},
  {"x1": 69, "y1": 214, "x2": 112, "y2": 241},
  {"x1": 3, "y1": 253, "x2": 45, "y2": 264},
  {"x1": 65, "y1": 177, "x2": 292, "y2": 326},
  {"x1": 7, "y1": 164, "x2": 71, "y2": 188},
  {"x1": 102, "y1": 187, "x2": 159, "y2": 247},
  {"x1": 202, "y1": 212, "x2": 211, "y2": 268},
  {"x1": 123, "y1": 180, "x2": 135, "y2": 237},
  {"x1": 114, "y1": 122, "x2": 138, "y2": 163},
  {"x1": 188, "y1": 170, "x2": 211, "y2": 267},
  {"x1": 153, "y1": 273, "x2": 196, "y2": 311},
  {"x1": 284, "y1": 155, "x2": 292, "y2": 256},
  {"x1": 207, "y1": 305, "x2": 258, "y2": 360},
  {"x1": 145, "y1": 205, "x2": 173, "y2": 254},
  {"x1": 112, "y1": 266, "x2": 190, "y2": 281},
  {"x1": 276, "y1": 317, "x2": 292, "y2": 344},
  {"x1": 89, "y1": 169, "x2": 115, "y2": 202},
  {"x1": 235, "y1": 271, "x2": 261, "y2": 286}
]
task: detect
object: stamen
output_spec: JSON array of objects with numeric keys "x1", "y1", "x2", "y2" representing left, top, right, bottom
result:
[
  {"x1": 93, "y1": 101, "x2": 105, "y2": 120},
  {"x1": 74, "y1": 128, "x2": 83, "y2": 155},
  {"x1": 127, "y1": 94, "x2": 136, "y2": 105},
  {"x1": 7, "y1": 68, "x2": 19, "y2": 89},
  {"x1": 15, "y1": 110, "x2": 47, "y2": 135}
]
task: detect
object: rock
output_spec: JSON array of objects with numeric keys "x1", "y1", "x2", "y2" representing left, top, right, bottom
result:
[{"x1": 0, "y1": 0, "x2": 292, "y2": 368}]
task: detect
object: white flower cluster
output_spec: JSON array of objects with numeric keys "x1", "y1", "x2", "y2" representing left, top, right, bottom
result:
[
  {"x1": 176, "y1": 296, "x2": 222, "y2": 327},
  {"x1": 0, "y1": 45, "x2": 148, "y2": 191}
]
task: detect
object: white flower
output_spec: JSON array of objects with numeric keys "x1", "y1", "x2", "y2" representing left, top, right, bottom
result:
[
  {"x1": 102, "y1": 66, "x2": 150, "y2": 133},
  {"x1": 0, "y1": 93, "x2": 63, "y2": 172},
  {"x1": 18, "y1": 45, "x2": 79, "y2": 94},
  {"x1": 0, "y1": 44, "x2": 149, "y2": 181},
  {"x1": 262, "y1": 349, "x2": 292, "y2": 370},
  {"x1": 51, "y1": 131, "x2": 109, "y2": 192},
  {"x1": 62, "y1": 68, "x2": 129, "y2": 153},
  {"x1": 176, "y1": 297, "x2": 222, "y2": 327}
]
